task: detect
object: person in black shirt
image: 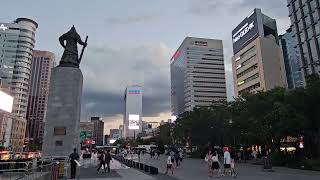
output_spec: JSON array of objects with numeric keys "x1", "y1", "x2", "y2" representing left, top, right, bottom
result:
[
  {"x1": 69, "y1": 148, "x2": 80, "y2": 179},
  {"x1": 97, "y1": 151, "x2": 106, "y2": 173},
  {"x1": 105, "y1": 150, "x2": 113, "y2": 173}
]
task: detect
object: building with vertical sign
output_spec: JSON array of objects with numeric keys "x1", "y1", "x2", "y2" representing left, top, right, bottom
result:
[
  {"x1": 170, "y1": 37, "x2": 227, "y2": 117},
  {"x1": 0, "y1": 18, "x2": 38, "y2": 119},
  {"x1": 26, "y1": 50, "x2": 55, "y2": 149},
  {"x1": 287, "y1": 0, "x2": 320, "y2": 80},
  {"x1": 279, "y1": 27, "x2": 304, "y2": 89},
  {"x1": 231, "y1": 9, "x2": 287, "y2": 97},
  {"x1": 123, "y1": 86, "x2": 142, "y2": 138}
]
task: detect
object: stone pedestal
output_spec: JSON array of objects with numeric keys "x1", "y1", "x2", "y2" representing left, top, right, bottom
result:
[{"x1": 42, "y1": 67, "x2": 82, "y2": 157}]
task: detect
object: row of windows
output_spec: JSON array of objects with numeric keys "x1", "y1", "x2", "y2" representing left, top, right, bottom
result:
[
  {"x1": 237, "y1": 64, "x2": 258, "y2": 78},
  {"x1": 193, "y1": 76, "x2": 225, "y2": 79},
  {"x1": 237, "y1": 73, "x2": 260, "y2": 87},
  {"x1": 193, "y1": 81, "x2": 225, "y2": 84},
  {"x1": 239, "y1": 46, "x2": 256, "y2": 60},
  {"x1": 236, "y1": 55, "x2": 256, "y2": 71},
  {"x1": 192, "y1": 71, "x2": 225, "y2": 75},
  {"x1": 192, "y1": 66, "x2": 225, "y2": 70},
  {"x1": 194, "y1": 90, "x2": 227, "y2": 94},
  {"x1": 194, "y1": 95, "x2": 226, "y2": 98},
  {"x1": 193, "y1": 85, "x2": 226, "y2": 89},
  {"x1": 239, "y1": 83, "x2": 261, "y2": 95}
]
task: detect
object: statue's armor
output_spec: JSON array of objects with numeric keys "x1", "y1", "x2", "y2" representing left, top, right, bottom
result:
[{"x1": 59, "y1": 26, "x2": 86, "y2": 68}]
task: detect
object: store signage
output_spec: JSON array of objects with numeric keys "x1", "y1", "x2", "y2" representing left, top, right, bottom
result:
[
  {"x1": 233, "y1": 22, "x2": 255, "y2": 43},
  {"x1": 128, "y1": 90, "x2": 140, "y2": 94},
  {"x1": 0, "y1": 24, "x2": 8, "y2": 31},
  {"x1": 193, "y1": 41, "x2": 208, "y2": 46},
  {"x1": 232, "y1": 9, "x2": 259, "y2": 54}
]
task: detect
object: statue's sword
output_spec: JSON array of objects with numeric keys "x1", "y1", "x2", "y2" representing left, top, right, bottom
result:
[{"x1": 78, "y1": 36, "x2": 88, "y2": 64}]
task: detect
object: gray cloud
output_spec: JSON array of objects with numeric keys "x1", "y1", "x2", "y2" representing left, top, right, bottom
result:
[
  {"x1": 105, "y1": 14, "x2": 158, "y2": 25},
  {"x1": 79, "y1": 42, "x2": 172, "y2": 121}
]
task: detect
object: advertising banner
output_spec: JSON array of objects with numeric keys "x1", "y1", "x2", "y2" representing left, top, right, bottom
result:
[
  {"x1": 128, "y1": 114, "x2": 140, "y2": 130},
  {"x1": 232, "y1": 10, "x2": 259, "y2": 54}
]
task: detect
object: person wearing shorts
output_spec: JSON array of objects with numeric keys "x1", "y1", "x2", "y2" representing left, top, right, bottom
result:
[
  {"x1": 223, "y1": 148, "x2": 231, "y2": 176},
  {"x1": 211, "y1": 151, "x2": 220, "y2": 176}
]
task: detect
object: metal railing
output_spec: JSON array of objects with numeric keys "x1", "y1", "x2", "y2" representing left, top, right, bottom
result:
[{"x1": 0, "y1": 156, "x2": 69, "y2": 180}]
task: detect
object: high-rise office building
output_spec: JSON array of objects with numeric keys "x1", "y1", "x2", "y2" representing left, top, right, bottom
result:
[
  {"x1": 26, "y1": 50, "x2": 55, "y2": 148},
  {"x1": 91, "y1": 117, "x2": 104, "y2": 146},
  {"x1": 280, "y1": 28, "x2": 304, "y2": 89},
  {"x1": 123, "y1": 86, "x2": 142, "y2": 138},
  {"x1": 231, "y1": 9, "x2": 287, "y2": 97},
  {"x1": 0, "y1": 18, "x2": 38, "y2": 118},
  {"x1": 170, "y1": 37, "x2": 227, "y2": 116},
  {"x1": 287, "y1": 0, "x2": 320, "y2": 79}
]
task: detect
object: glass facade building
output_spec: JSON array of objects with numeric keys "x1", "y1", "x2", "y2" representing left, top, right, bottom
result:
[
  {"x1": 0, "y1": 18, "x2": 38, "y2": 118},
  {"x1": 170, "y1": 37, "x2": 227, "y2": 117},
  {"x1": 287, "y1": 0, "x2": 320, "y2": 78},
  {"x1": 280, "y1": 28, "x2": 304, "y2": 89}
]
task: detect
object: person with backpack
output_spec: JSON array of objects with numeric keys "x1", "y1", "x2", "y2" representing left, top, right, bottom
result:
[{"x1": 97, "y1": 151, "x2": 106, "y2": 173}]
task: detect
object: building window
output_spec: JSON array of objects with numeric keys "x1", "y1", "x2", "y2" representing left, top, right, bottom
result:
[
  {"x1": 313, "y1": 11, "x2": 319, "y2": 21},
  {"x1": 315, "y1": 23, "x2": 320, "y2": 35},
  {"x1": 309, "y1": 39, "x2": 319, "y2": 60},
  {"x1": 310, "y1": 0, "x2": 318, "y2": 11},
  {"x1": 298, "y1": 21, "x2": 304, "y2": 32},
  {"x1": 55, "y1": 140, "x2": 63, "y2": 146},
  {"x1": 302, "y1": 5, "x2": 309, "y2": 16},
  {"x1": 307, "y1": 27, "x2": 313, "y2": 39},
  {"x1": 305, "y1": 15, "x2": 312, "y2": 27},
  {"x1": 300, "y1": 32, "x2": 306, "y2": 42}
]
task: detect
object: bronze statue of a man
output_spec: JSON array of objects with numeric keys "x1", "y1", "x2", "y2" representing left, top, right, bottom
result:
[{"x1": 59, "y1": 26, "x2": 88, "y2": 68}]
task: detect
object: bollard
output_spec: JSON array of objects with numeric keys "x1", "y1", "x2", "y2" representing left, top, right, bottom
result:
[
  {"x1": 150, "y1": 166, "x2": 159, "y2": 175},
  {"x1": 144, "y1": 165, "x2": 149, "y2": 172},
  {"x1": 139, "y1": 163, "x2": 144, "y2": 170}
]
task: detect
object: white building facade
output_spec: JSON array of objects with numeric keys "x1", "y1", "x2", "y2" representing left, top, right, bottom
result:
[{"x1": 123, "y1": 86, "x2": 142, "y2": 138}]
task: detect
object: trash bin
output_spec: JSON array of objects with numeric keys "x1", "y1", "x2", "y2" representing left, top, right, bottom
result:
[{"x1": 263, "y1": 156, "x2": 273, "y2": 171}]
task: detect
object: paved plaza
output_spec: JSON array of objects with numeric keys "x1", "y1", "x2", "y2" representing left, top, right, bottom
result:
[{"x1": 125, "y1": 154, "x2": 320, "y2": 180}]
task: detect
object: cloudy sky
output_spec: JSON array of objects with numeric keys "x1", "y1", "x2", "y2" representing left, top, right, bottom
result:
[{"x1": 2, "y1": 0, "x2": 291, "y2": 133}]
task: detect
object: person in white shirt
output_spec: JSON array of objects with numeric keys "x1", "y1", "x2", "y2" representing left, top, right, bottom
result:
[
  {"x1": 223, "y1": 149, "x2": 231, "y2": 176},
  {"x1": 211, "y1": 151, "x2": 220, "y2": 176},
  {"x1": 165, "y1": 155, "x2": 174, "y2": 175}
]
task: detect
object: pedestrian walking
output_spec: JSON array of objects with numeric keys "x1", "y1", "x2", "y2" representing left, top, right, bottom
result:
[
  {"x1": 165, "y1": 155, "x2": 174, "y2": 175},
  {"x1": 179, "y1": 151, "x2": 183, "y2": 162},
  {"x1": 231, "y1": 158, "x2": 237, "y2": 178},
  {"x1": 174, "y1": 151, "x2": 180, "y2": 167},
  {"x1": 205, "y1": 150, "x2": 213, "y2": 178},
  {"x1": 138, "y1": 150, "x2": 141, "y2": 162},
  {"x1": 156, "y1": 150, "x2": 161, "y2": 160},
  {"x1": 97, "y1": 151, "x2": 106, "y2": 173},
  {"x1": 223, "y1": 147, "x2": 231, "y2": 176},
  {"x1": 211, "y1": 151, "x2": 220, "y2": 177},
  {"x1": 69, "y1": 148, "x2": 80, "y2": 179},
  {"x1": 105, "y1": 150, "x2": 113, "y2": 173}
]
